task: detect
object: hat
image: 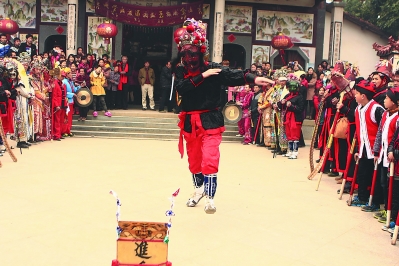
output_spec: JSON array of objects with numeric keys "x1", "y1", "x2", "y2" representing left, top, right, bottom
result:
[
  {"x1": 174, "y1": 18, "x2": 208, "y2": 59},
  {"x1": 332, "y1": 61, "x2": 345, "y2": 75},
  {"x1": 371, "y1": 59, "x2": 393, "y2": 80},
  {"x1": 17, "y1": 52, "x2": 31, "y2": 66},
  {"x1": 274, "y1": 68, "x2": 288, "y2": 80},
  {"x1": 386, "y1": 87, "x2": 399, "y2": 103},
  {"x1": 61, "y1": 67, "x2": 71, "y2": 77},
  {"x1": 354, "y1": 80, "x2": 376, "y2": 96}
]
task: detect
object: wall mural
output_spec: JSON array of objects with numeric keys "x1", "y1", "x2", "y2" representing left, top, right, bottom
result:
[
  {"x1": 202, "y1": 4, "x2": 210, "y2": 20},
  {"x1": 256, "y1": 10, "x2": 314, "y2": 44},
  {"x1": 0, "y1": 0, "x2": 36, "y2": 29},
  {"x1": 86, "y1": 0, "x2": 95, "y2": 13},
  {"x1": 224, "y1": 5, "x2": 252, "y2": 34},
  {"x1": 41, "y1": 0, "x2": 68, "y2": 23},
  {"x1": 252, "y1": 45, "x2": 269, "y2": 65},
  {"x1": 87, "y1": 16, "x2": 113, "y2": 59}
]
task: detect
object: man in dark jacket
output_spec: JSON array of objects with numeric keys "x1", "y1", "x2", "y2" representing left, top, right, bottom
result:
[
  {"x1": 250, "y1": 85, "x2": 262, "y2": 145},
  {"x1": 159, "y1": 61, "x2": 173, "y2": 112},
  {"x1": 18, "y1": 34, "x2": 37, "y2": 60}
]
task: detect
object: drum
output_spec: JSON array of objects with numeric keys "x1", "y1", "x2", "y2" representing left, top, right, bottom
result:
[{"x1": 222, "y1": 101, "x2": 243, "y2": 124}]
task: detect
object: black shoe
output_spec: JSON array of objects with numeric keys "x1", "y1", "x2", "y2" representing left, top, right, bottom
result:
[
  {"x1": 256, "y1": 143, "x2": 266, "y2": 147},
  {"x1": 60, "y1": 136, "x2": 65, "y2": 139},
  {"x1": 328, "y1": 172, "x2": 339, "y2": 177},
  {"x1": 276, "y1": 151, "x2": 283, "y2": 155},
  {"x1": 53, "y1": 138, "x2": 61, "y2": 141},
  {"x1": 315, "y1": 159, "x2": 320, "y2": 163},
  {"x1": 23, "y1": 141, "x2": 32, "y2": 146},
  {"x1": 150, "y1": 108, "x2": 156, "y2": 111},
  {"x1": 17, "y1": 142, "x2": 29, "y2": 148},
  {"x1": 142, "y1": 108, "x2": 147, "y2": 111}
]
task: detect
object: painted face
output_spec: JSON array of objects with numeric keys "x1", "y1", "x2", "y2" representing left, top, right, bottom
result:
[
  {"x1": 287, "y1": 81, "x2": 298, "y2": 92},
  {"x1": 181, "y1": 45, "x2": 200, "y2": 71}
]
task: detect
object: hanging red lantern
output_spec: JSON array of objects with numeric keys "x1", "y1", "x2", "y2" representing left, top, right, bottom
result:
[
  {"x1": 0, "y1": 18, "x2": 19, "y2": 35},
  {"x1": 97, "y1": 21, "x2": 118, "y2": 45},
  {"x1": 271, "y1": 33, "x2": 294, "y2": 66}
]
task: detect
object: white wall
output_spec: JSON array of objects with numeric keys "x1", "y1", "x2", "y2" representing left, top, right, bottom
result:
[{"x1": 324, "y1": 12, "x2": 385, "y2": 77}]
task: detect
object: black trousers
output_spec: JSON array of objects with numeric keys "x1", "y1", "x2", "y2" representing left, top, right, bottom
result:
[
  {"x1": 251, "y1": 112, "x2": 261, "y2": 144},
  {"x1": 159, "y1": 86, "x2": 173, "y2": 111},
  {"x1": 79, "y1": 106, "x2": 88, "y2": 118},
  {"x1": 118, "y1": 84, "x2": 129, "y2": 109}
]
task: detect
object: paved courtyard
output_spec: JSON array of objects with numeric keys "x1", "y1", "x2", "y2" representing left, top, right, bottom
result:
[{"x1": 0, "y1": 138, "x2": 398, "y2": 265}]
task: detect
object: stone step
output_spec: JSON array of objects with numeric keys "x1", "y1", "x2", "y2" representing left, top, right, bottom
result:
[
  {"x1": 71, "y1": 130, "x2": 243, "y2": 142},
  {"x1": 71, "y1": 124, "x2": 241, "y2": 136},
  {"x1": 72, "y1": 119, "x2": 239, "y2": 131}
]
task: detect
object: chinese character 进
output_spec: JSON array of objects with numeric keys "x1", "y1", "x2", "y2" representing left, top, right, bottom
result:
[{"x1": 135, "y1": 241, "x2": 151, "y2": 259}]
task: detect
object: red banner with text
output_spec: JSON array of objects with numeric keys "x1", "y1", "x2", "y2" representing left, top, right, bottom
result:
[{"x1": 94, "y1": 0, "x2": 204, "y2": 27}]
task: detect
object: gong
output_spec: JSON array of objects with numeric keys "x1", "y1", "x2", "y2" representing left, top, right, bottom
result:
[
  {"x1": 75, "y1": 87, "x2": 93, "y2": 107},
  {"x1": 222, "y1": 103, "x2": 243, "y2": 124}
]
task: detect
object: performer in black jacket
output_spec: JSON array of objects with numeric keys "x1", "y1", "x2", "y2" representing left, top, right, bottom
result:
[
  {"x1": 277, "y1": 74, "x2": 304, "y2": 159},
  {"x1": 174, "y1": 19, "x2": 273, "y2": 214},
  {"x1": 158, "y1": 61, "x2": 173, "y2": 112}
]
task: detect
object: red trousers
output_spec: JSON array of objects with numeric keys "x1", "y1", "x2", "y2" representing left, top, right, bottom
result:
[
  {"x1": 184, "y1": 133, "x2": 222, "y2": 175},
  {"x1": 52, "y1": 108, "x2": 62, "y2": 139},
  {"x1": 62, "y1": 103, "x2": 74, "y2": 135},
  {"x1": 284, "y1": 112, "x2": 302, "y2": 141}
]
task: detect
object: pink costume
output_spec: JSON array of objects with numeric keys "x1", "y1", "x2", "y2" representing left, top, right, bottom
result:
[
  {"x1": 241, "y1": 91, "x2": 254, "y2": 144},
  {"x1": 236, "y1": 87, "x2": 246, "y2": 136}
]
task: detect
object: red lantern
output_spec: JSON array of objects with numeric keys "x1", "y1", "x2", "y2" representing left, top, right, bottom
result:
[
  {"x1": 97, "y1": 21, "x2": 118, "y2": 45},
  {"x1": 271, "y1": 33, "x2": 294, "y2": 66},
  {"x1": 0, "y1": 18, "x2": 19, "y2": 35}
]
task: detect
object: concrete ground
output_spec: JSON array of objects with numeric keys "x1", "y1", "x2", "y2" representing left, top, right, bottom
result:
[{"x1": 0, "y1": 138, "x2": 397, "y2": 266}]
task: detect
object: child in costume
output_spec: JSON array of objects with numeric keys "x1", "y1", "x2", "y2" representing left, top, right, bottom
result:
[
  {"x1": 277, "y1": 74, "x2": 304, "y2": 159},
  {"x1": 373, "y1": 88, "x2": 399, "y2": 218},
  {"x1": 350, "y1": 80, "x2": 385, "y2": 207},
  {"x1": 174, "y1": 19, "x2": 273, "y2": 214}
]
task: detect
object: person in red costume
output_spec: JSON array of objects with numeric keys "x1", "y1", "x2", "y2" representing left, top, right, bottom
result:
[
  {"x1": 174, "y1": 19, "x2": 274, "y2": 214},
  {"x1": 370, "y1": 59, "x2": 392, "y2": 106},
  {"x1": 52, "y1": 71, "x2": 63, "y2": 141}
]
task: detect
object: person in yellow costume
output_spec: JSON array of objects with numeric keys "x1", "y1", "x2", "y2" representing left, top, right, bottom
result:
[{"x1": 90, "y1": 66, "x2": 111, "y2": 117}]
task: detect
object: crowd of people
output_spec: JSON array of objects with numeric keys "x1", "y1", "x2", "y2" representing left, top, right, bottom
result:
[{"x1": 225, "y1": 56, "x2": 399, "y2": 236}]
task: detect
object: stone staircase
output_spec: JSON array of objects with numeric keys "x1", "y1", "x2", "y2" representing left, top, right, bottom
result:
[{"x1": 72, "y1": 109, "x2": 316, "y2": 141}]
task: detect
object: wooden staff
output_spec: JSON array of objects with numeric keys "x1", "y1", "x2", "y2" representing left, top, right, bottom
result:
[
  {"x1": 368, "y1": 161, "x2": 379, "y2": 206},
  {"x1": 252, "y1": 114, "x2": 262, "y2": 145},
  {"x1": 309, "y1": 101, "x2": 325, "y2": 172},
  {"x1": 347, "y1": 158, "x2": 360, "y2": 206},
  {"x1": 339, "y1": 137, "x2": 357, "y2": 200},
  {"x1": 386, "y1": 162, "x2": 394, "y2": 229},
  {"x1": 313, "y1": 91, "x2": 346, "y2": 186}
]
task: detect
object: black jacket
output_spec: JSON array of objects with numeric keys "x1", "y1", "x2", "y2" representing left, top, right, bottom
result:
[
  {"x1": 277, "y1": 92, "x2": 304, "y2": 123},
  {"x1": 176, "y1": 62, "x2": 256, "y2": 132},
  {"x1": 160, "y1": 66, "x2": 172, "y2": 88},
  {"x1": 18, "y1": 43, "x2": 37, "y2": 60}
]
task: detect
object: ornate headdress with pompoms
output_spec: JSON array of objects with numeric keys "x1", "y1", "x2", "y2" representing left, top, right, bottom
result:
[{"x1": 174, "y1": 18, "x2": 209, "y2": 60}]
